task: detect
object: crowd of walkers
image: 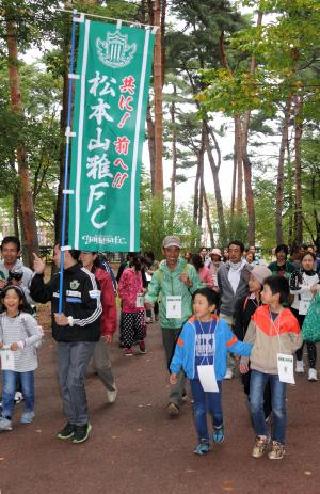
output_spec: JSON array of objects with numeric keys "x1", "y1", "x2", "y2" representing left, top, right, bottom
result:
[{"x1": 0, "y1": 234, "x2": 319, "y2": 461}]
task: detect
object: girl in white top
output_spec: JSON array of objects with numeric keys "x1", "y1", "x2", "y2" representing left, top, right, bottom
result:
[
  {"x1": 0, "y1": 285, "x2": 43, "y2": 431},
  {"x1": 290, "y1": 252, "x2": 320, "y2": 381}
]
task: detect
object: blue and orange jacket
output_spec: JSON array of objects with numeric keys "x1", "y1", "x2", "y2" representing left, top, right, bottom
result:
[{"x1": 170, "y1": 315, "x2": 252, "y2": 381}]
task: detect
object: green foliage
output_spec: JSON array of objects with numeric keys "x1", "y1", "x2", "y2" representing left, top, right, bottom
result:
[{"x1": 140, "y1": 189, "x2": 201, "y2": 260}]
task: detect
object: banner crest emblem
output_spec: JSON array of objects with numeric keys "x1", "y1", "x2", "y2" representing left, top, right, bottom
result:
[{"x1": 96, "y1": 31, "x2": 137, "y2": 68}]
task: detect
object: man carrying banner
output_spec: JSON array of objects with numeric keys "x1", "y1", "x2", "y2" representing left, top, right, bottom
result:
[{"x1": 30, "y1": 244, "x2": 101, "y2": 444}]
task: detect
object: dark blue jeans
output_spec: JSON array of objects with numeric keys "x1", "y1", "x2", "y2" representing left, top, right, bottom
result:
[
  {"x1": 2, "y1": 370, "x2": 34, "y2": 418},
  {"x1": 250, "y1": 370, "x2": 287, "y2": 444},
  {"x1": 190, "y1": 378, "x2": 223, "y2": 443}
]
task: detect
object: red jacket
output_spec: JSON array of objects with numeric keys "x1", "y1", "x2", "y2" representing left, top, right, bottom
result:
[
  {"x1": 118, "y1": 267, "x2": 144, "y2": 313},
  {"x1": 94, "y1": 267, "x2": 117, "y2": 336}
]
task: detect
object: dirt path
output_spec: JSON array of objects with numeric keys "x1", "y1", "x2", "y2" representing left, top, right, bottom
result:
[{"x1": 1, "y1": 308, "x2": 320, "y2": 494}]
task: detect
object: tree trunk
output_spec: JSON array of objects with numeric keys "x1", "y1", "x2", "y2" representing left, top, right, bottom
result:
[
  {"x1": 204, "y1": 122, "x2": 226, "y2": 244},
  {"x1": 275, "y1": 97, "x2": 291, "y2": 244},
  {"x1": 287, "y1": 143, "x2": 293, "y2": 245},
  {"x1": 193, "y1": 150, "x2": 200, "y2": 224},
  {"x1": 153, "y1": 0, "x2": 163, "y2": 195},
  {"x1": 293, "y1": 95, "x2": 303, "y2": 243},
  {"x1": 170, "y1": 85, "x2": 177, "y2": 221},
  {"x1": 5, "y1": 14, "x2": 39, "y2": 266},
  {"x1": 230, "y1": 155, "x2": 237, "y2": 218},
  {"x1": 146, "y1": 104, "x2": 156, "y2": 193},
  {"x1": 203, "y1": 185, "x2": 214, "y2": 247},
  {"x1": 234, "y1": 115, "x2": 243, "y2": 214}
]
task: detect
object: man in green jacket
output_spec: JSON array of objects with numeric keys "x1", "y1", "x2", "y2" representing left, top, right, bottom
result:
[{"x1": 145, "y1": 235, "x2": 202, "y2": 416}]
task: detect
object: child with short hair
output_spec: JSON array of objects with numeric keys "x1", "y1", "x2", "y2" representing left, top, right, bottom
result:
[
  {"x1": 0, "y1": 285, "x2": 43, "y2": 431},
  {"x1": 240, "y1": 275, "x2": 302, "y2": 460},
  {"x1": 170, "y1": 287, "x2": 252, "y2": 456}
]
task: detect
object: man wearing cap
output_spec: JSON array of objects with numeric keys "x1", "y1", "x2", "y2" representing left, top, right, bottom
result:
[
  {"x1": 218, "y1": 240, "x2": 253, "y2": 379},
  {"x1": 145, "y1": 235, "x2": 202, "y2": 416}
]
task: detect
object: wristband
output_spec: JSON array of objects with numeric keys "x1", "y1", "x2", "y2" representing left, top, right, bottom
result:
[{"x1": 67, "y1": 316, "x2": 74, "y2": 326}]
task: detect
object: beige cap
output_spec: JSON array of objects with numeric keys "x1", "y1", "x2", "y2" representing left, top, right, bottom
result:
[{"x1": 162, "y1": 235, "x2": 181, "y2": 249}]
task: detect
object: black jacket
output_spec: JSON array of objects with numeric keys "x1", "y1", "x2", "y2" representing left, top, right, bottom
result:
[
  {"x1": 30, "y1": 264, "x2": 101, "y2": 342},
  {"x1": 234, "y1": 294, "x2": 261, "y2": 341}
]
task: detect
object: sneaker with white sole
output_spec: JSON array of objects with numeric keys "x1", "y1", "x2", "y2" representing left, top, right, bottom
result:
[
  {"x1": 20, "y1": 411, "x2": 35, "y2": 424},
  {"x1": 167, "y1": 402, "x2": 179, "y2": 417},
  {"x1": 268, "y1": 441, "x2": 285, "y2": 460},
  {"x1": 224, "y1": 368, "x2": 234, "y2": 380},
  {"x1": 308, "y1": 368, "x2": 318, "y2": 381},
  {"x1": 57, "y1": 422, "x2": 76, "y2": 440},
  {"x1": 252, "y1": 435, "x2": 269, "y2": 458},
  {"x1": 14, "y1": 392, "x2": 23, "y2": 404},
  {"x1": 106, "y1": 387, "x2": 117, "y2": 404},
  {"x1": 72, "y1": 423, "x2": 92, "y2": 444},
  {"x1": 193, "y1": 440, "x2": 210, "y2": 456},
  {"x1": 0, "y1": 417, "x2": 13, "y2": 431},
  {"x1": 212, "y1": 425, "x2": 224, "y2": 444},
  {"x1": 295, "y1": 360, "x2": 304, "y2": 373}
]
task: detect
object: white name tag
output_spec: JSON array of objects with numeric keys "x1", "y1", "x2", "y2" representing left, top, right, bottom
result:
[
  {"x1": 66, "y1": 290, "x2": 82, "y2": 298},
  {"x1": 166, "y1": 296, "x2": 182, "y2": 319},
  {"x1": 197, "y1": 365, "x2": 219, "y2": 393},
  {"x1": 1, "y1": 349, "x2": 15, "y2": 370},
  {"x1": 136, "y1": 294, "x2": 144, "y2": 308},
  {"x1": 277, "y1": 353, "x2": 294, "y2": 384},
  {"x1": 89, "y1": 289, "x2": 101, "y2": 299}
]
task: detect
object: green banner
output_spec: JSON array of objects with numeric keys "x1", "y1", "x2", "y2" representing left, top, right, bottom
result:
[{"x1": 68, "y1": 19, "x2": 155, "y2": 252}]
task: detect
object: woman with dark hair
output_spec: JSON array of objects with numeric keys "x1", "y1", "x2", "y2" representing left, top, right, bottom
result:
[
  {"x1": 290, "y1": 251, "x2": 320, "y2": 381},
  {"x1": 118, "y1": 255, "x2": 146, "y2": 356},
  {"x1": 268, "y1": 244, "x2": 295, "y2": 278},
  {"x1": 79, "y1": 252, "x2": 117, "y2": 402}
]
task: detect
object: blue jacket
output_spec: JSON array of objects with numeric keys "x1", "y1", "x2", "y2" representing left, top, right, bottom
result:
[{"x1": 170, "y1": 315, "x2": 252, "y2": 381}]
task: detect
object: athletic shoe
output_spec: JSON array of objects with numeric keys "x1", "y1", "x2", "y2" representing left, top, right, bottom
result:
[
  {"x1": 193, "y1": 441, "x2": 210, "y2": 456},
  {"x1": 295, "y1": 360, "x2": 304, "y2": 373},
  {"x1": 106, "y1": 387, "x2": 117, "y2": 404},
  {"x1": 0, "y1": 417, "x2": 13, "y2": 431},
  {"x1": 252, "y1": 436, "x2": 269, "y2": 458},
  {"x1": 212, "y1": 425, "x2": 224, "y2": 444},
  {"x1": 20, "y1": 411, "x2": 35, "y2": 424},
  {"x1": 72, "y1": 423, "x2": 92, "y2": 444},
  {"x1": 268, "y1": 441, "x2": 285, "y2": 460},
  {"x1": 167, "y1": 402, "x2": 179, "y2": 417},
  {"x1": 308, "y1": 368, "x2": 318, "y2": 381},
  {"x1": 14, "y1": 392, "x2": 23, "y2": 403},
  {"x1": 124, "y1": 348, "x2": 134, "y2": 356},
  {"x1": 224, "y1": 368, "x2": 234, "y2": 380},
  {"x1": 139, "y1": 341, "x2": 147, "y2": 354},
  {"x1": 57, "y1": 422, "x2": 76, "y2": 440},
  {"x1": 181, "y1": 391, "x2": 188, "y2": 402}
]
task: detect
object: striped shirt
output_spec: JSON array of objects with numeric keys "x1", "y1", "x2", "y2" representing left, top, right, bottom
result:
[{"x1": 0, "y1": 313, "x2": 43, "y2": 372}]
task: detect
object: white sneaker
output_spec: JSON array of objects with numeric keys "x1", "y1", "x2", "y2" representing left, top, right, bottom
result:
[
  {"x1": 14, "y1": 392, "x2": 23, "y2": 403},
  {"x1": 295, "y1": 360, "x2": 304, "y2": 373},
  {"x1": 308, "y1": 368, "x2": 318, "y2": 381},
  {"x1": 224, "y1": 368, "x2": 234, "y2": 380},
  {"x1": 0, "y1": 417, "x2": 13, "y2": 431},
  {"x1": 106, "y1": 387, "x2": 117, "y2": 403}
]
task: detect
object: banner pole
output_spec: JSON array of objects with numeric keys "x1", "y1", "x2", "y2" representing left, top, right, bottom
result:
[{"x1": 58, "y1": 11, "x2": 79, "y2": 314}]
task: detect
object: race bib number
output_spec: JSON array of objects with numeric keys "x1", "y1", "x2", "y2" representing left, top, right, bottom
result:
[
  {"x1": 197, "y1": 365, "x2": 219, "y2": 393},
  {"x1": 277, "y1": 353, "x2": 294, "y2": 384},
  {"x1": 1, "y1": 349, "x2": 15, "y2": 370},
  {"x1": 166, "y1": 296, "x2": 182, "y2": 319}
]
